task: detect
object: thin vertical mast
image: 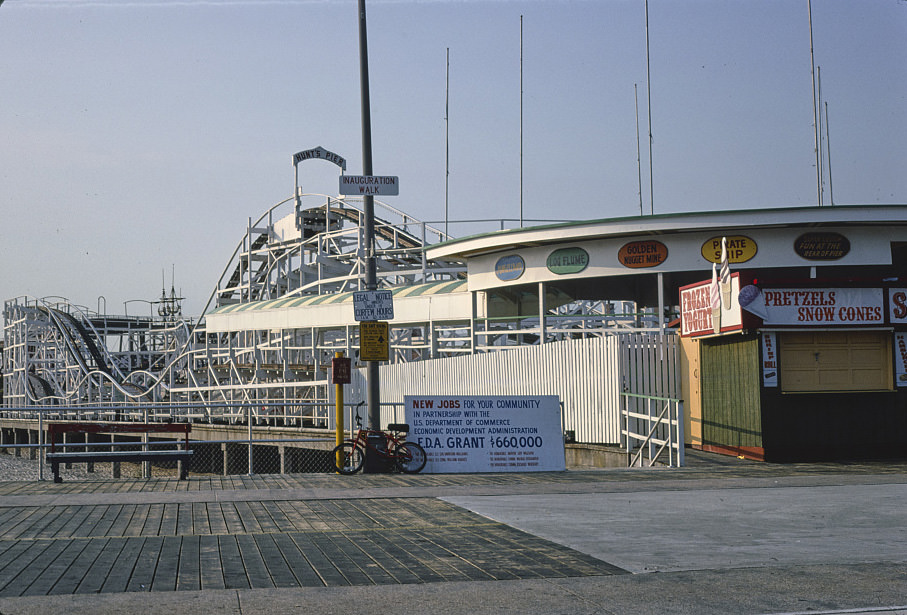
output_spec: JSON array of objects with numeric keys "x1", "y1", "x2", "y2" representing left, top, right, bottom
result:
[
  {"x1": 825, "y1": 101, "x2": 835, "y2": 206},
  {"x1": 445, "y1": 47, "x2": 450, "y2": 238},
  {"x1": 818, "y1": 65, "x2": 824, "y2": 205},
  {"x1": 645, "y1": 0, "x2": 654, "y2": 215},
  {"x1": 635, "y1": 84, "x2": 643, "y2": 216},
  {"x1": 519, "y1": 15, "x2": 524, "y2": 227},
  {"x1": 808, "y1": 0, "x2": 822, "y2": 205}
]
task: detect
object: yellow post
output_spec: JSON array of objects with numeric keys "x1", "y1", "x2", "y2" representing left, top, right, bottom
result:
[{"x1": 334, "y1": 351, "x2": 345, "y2": 471}]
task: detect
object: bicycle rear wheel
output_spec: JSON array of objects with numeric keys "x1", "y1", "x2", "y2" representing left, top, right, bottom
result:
[
  {"x1": 395, "y1": 442, "x2": 427, "y2": 474},
  {"x1": 332, "y1": 442, "x2": 364, "y2": 474}
]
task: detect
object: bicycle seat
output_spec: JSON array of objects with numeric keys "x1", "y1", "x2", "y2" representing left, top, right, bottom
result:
[{"x1": 387, "y1": 423, "x2": 409, "y2": 433}]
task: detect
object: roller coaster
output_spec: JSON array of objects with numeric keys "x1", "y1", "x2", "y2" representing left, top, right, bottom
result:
[
  {"x1": 2, "y1": 191, "x2": 465, "y2": 421},
  {"x1": 3, "y1": 189, "x2": 645, "y2": 426}
]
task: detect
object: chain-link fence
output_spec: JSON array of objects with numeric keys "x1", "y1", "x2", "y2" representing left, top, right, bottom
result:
[
  {"x1": 0, "y1": 401, "x2": 417, "y2": 482},
  {"x1": 0, "y1": 434, "x2": 338, "y2": 481}
]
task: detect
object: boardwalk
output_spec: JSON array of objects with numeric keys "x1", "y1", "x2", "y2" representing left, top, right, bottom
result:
[{"x1": 0, "y1": 452, "x2": 905, "y2": 614}]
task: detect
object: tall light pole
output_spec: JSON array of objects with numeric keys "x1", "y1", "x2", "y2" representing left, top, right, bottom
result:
[{"x1": 357, "y1": 0, "x2": 381, "y2": 431}]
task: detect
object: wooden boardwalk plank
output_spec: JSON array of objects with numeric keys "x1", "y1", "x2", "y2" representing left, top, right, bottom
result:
[
  {"x1": 61, "y1": 504, "x2": 106, "y2": 539},
  {"x1": 126, "y1": 536, "x2": 164, "y2": 592},
  {"x1": 176, "y1": 535, "x2": 200, "y2": 592},
  {"x1": 0, "y1": 508, "x2": 47, "y2": 541},
  {"x1": 232, "y1": 501, "x2": 263, "y2": 535},
  {"x1": 270, "y1": 533, "x2": 323, "y2": 587},
  {"x1": 306, "y1": 532, "x2": 372, "y2": 586},
  {"x1": 219, "y1": 503, "x2": 246, "y2": 535},
  {"x1": 19, "y1": 537, "x2": 89, "y2": 596},
  {"x1": 74, "y1": 537, "x2": 121, "y2": 594},
  {"x1": 140, "y1": 504, "x2": 165, "y2": 536},
  {"x1": 247, "y1": 501, "x2": 282, "y2": 534},
  {"x1": 218, "y1": 536, "x2": 250, "y2": 590},
  {"x1": 346, "y1": 530, "x2": 422, "y2": 584},
  {"x1": 2, "y1": 539, "x2": 70, "y2": 596},
  {"x1": 328, "y1": 532, "x2": 397, "y2": 585},
  {"x1": 287, "y1": 532, "x2": 349, "y2": 587},
  {"x1": 191, "y1": 502, "x2": 210, "y2": 535},
  {"x1": 260, "y1": 500, "x2": 292, "y2": 532},
  {"x1": 198, "y1": 535, "x2": 225, "y2": 591},
  {"x1": 0, "y1": 540, "x2": 52, "y2": 595},
  {"x1": 88, "y1": 504, "x2": 123, "y2": 538},
  {"x1": 30, "y1": 506, "x2": 72, "y2": 539},
  {"x1": 158, "y1": 503, "x2": 179, "y2": 536},
  {"x1": 235, "y1": 534, "x2": 272, "y2": 589},
  {"x1": 108, "y1": 504, "x2": 139, "y2": 536},
  {"x1": 381, "y1": 528, "x2": 469, "y2": 583},
  {"x1": 176, "y1": 503, "x2": 194, "y2": 536},
  {"x1": 352, "y1": 530, "x2": 425, "y2": 584},
  {"x1": 252, "y1": 534, "x2": 299, "y2": 587},
  {"x1": 49, "y1": 537, "x2": 108, "y2": 595},
  {"x1": 273, "y1": 500, "x2": 317, "y2": 532},
  {"x1": 99, "y1": 537, "x2": 146, "y2": 593},
  {"x1": 151, "y1": 536, "x2": 182, "y2": 591}
]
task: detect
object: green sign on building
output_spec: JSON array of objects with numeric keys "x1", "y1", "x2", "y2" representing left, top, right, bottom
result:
[{"x1": 546, "y1": 247, "x2": 589, "y2": 275}]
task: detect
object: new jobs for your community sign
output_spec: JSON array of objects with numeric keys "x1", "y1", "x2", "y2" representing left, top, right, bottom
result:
[{"x1": 404, "y1": 395, "x2": 565, "y2": 473}]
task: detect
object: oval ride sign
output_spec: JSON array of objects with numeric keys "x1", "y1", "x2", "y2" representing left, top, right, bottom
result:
[
  {"x1": 701, "y1": 235, "x2": 757, "y2": 264},
  {"x1": 618, "y1": 240, "x2": 668, "y2": 268},
  {"x1": 546, "y1": 247, "x2": 589, "y2": 275}
]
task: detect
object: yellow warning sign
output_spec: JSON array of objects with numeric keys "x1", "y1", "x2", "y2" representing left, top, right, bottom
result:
[{"x1": 360, "y1": 321, "x2": 389, "y2": 362}]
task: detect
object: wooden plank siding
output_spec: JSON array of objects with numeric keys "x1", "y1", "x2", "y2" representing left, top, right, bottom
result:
[{"x1": 699, "y1": 334, "x2": 764, "y2": 459}]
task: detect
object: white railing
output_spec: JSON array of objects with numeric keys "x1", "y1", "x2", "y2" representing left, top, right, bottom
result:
[{"x1": 621, "y1": 392, "x2": 684, "y2": 467}]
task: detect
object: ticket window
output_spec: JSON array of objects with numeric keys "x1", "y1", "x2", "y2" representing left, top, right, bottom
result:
[{"x1": 779, "y1": 331, "x2": 893, "y2": 393}]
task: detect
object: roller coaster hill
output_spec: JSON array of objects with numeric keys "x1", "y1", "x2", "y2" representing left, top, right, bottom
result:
[{"x1": 4, "y1": 192, "x2": 629, "y2": 429}]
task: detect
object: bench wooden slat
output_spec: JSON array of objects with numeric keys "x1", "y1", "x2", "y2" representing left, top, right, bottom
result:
[
  {"x1": 47, "y1": 449, "x2": 193, "y2": 483},
  {"x1": 47, "y1": 451, "x2": 193, "y2": 461}
]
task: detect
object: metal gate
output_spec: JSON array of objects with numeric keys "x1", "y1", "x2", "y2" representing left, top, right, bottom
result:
[{"x1": 619, "y1": 332, "x2": 684, "y2": 467}]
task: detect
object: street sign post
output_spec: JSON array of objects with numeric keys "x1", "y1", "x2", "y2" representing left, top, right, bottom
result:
[
  {"x1": 353, "y1": 290, "x2": 394, "y2": 321},
  {"x1": 339, "y1": 175, "x2": 399, "y2": 196},
  {"x1": 360, "y1": 321, "x2": 389, "y2": 362}
]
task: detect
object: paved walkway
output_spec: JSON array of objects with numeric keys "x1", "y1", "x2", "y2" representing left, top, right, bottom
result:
[{"x1": 0, "y1": 451, "x2": 904, "y2": 614}]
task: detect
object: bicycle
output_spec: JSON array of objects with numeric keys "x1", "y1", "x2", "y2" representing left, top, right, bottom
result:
[{"x1": 332, "y1": 412, "x2": 427, "y2": 474}]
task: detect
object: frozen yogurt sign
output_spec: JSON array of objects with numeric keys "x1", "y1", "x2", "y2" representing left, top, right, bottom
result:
[{"x1": 680, "y1": 273, "x2": 743, "y2": 337}]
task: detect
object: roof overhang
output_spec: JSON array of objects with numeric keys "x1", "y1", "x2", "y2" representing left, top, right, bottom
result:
[{"x1": 426, "y1": 205, "x2": 907, "y2": 261}]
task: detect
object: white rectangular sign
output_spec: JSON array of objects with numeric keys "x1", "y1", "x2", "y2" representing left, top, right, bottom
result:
[
  {"x1": 679, "y1": 274, "x2": 743, "y2": 337},
  {"x1": 895, "y1": 333, "x2": 907, "y2": 387},
  {"x1": 353, "y1": 290, "x2": 394, "y2": 321},
  {"x1": 889, "y1": 289, "x2": 907, "y2": 324},
  {"x1": 761, "y1": 288, "x2": 884, "y2": 326},
  {"x1": 761, "y1": 332, "x2": 778, "y2": 387},
  {"x1": 339, "y1": 175, "x2": 399, "y2": 196},
  {"x1": 404, "y1": 395, "x2": 565, "y2": 473}
]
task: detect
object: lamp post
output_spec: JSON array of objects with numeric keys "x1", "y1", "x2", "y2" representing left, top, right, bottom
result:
[{"x1": 357, "y1": 0, "x2": 381, "y2": 431}]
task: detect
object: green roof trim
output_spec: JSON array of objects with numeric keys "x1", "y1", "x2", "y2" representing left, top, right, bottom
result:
[{"x1": 429, "y1": 203, "x2": 907, "y2": 251}]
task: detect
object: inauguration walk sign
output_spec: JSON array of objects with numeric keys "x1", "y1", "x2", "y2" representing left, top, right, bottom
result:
[{"x1": 404, "y1": 395, "x2": 565, "y2": 473}]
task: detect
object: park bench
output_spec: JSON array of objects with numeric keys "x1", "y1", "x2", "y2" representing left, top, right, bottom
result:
[{"x1": 46, "y1": 422, "x2": 193, "y2": 483}]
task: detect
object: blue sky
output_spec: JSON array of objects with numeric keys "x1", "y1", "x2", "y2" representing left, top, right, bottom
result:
[{"x1": 1, "y1": 0, "x2": 904, "y2": 319}]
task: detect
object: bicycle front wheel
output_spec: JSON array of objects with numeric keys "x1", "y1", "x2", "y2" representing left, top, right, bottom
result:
[
  {"x1": 332, "y1": 442, "x2": 364, "y2": 474},
  {"x1": 395, "y1": 442, "x2": 427, "y2": 474}
]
